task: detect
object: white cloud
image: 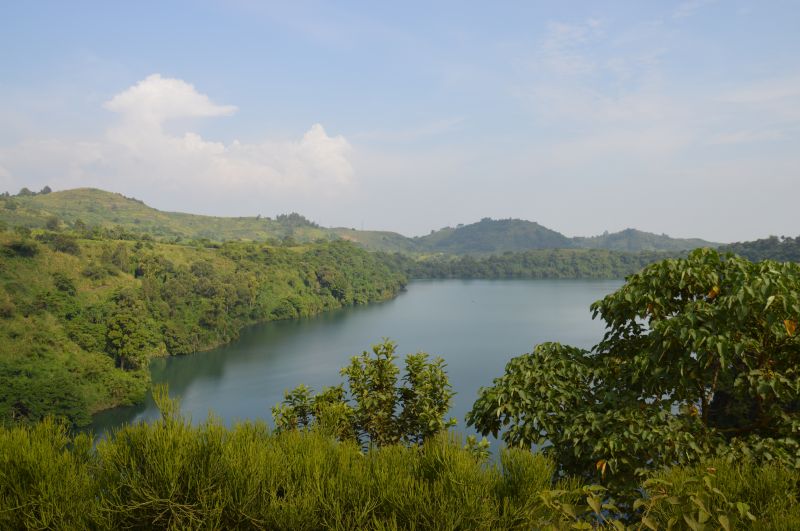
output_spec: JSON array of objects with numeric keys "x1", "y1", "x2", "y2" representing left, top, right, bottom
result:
[
  {"x1": 0, "y1": 75, "x2": 354, "y2": 206},
  {"x1": 104, "y1": 74, "x2": 237, "y2": 123}
]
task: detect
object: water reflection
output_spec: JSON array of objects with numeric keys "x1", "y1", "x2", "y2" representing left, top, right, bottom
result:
[{"x1": 90, "y1": 279, "x2": 621, "y2": 440}]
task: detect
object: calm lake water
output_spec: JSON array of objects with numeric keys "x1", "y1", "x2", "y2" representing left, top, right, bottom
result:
[{"x1": 90, "y1": 279, "x2": 622, "y2": 437}]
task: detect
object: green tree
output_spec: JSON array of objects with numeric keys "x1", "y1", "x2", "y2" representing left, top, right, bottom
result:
[
  {"x1": 274, "y1": 339, "x2": 455, "y2": 447},
  {"x1": 105, "y1": 292, "x2": 153, "y2": 370},
  {"x1": 468, "y1": 249, "x2": 800, "y2": 496}
]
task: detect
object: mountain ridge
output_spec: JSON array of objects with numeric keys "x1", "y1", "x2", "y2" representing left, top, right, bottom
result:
[{"x1": 0, "y1": 187, "x2": 720, "y2": 253}]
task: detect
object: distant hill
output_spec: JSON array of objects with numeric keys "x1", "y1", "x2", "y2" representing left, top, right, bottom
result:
[
  {"x1": 0, "y1": 188, "x2": 720, "y2": 254},
  {"x1": 721, "y1": 235, "x2": 800, "y2": 262},
  {"x1": 0, "y1": 188, "x2": 416, "y2": 251},
  {"x1": 415, "y1": 218, "x2": 573, "y2": 254},
  {"x1": 414, "y1": 218, "x2": 718, "y2": 255},
  {"x1": 572, "y1": 228, "x2": 718, "y2": 252}
]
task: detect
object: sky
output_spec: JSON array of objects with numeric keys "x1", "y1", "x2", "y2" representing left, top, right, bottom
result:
[{"x1": 0, "y1": 1, "x2": 798, "y2": 242}]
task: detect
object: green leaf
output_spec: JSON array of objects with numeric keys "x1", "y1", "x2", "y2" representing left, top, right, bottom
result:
[
  {"x1": 641, "y1": 516, "x2": 659, "y2": 531},
  {"x1": 586, "y1": 495, "x2": 602, "y2": 515}
]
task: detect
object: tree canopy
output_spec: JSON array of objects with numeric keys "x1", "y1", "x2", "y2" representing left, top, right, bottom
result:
[{"x1": 468, "y1": 249, "x2": 800, "y2": 496}]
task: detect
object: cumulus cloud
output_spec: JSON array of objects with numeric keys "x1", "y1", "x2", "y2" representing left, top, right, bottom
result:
[
  {"x1": 104, "y1": 74, "x2": 237, "y2": 123},
  {"x1": 0, "y1": 74, "x2": 354, "y2": 210}
]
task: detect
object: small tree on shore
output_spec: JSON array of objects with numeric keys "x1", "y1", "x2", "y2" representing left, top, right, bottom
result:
[{"x1": 273, "y1": 339, "x2": 456, "y2": 447}]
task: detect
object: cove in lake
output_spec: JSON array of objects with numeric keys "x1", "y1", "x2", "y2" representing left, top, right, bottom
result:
[{"x1": 90, "y1": 279, "x2": 622, "y2": 437}]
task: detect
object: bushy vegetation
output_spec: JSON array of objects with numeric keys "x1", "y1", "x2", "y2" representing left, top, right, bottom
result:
[
  {"x1": 0, "y1": 389, "x2": 796, "y2": 529},
  {"x1": 273, "y1": 340, "x2": 456, "y2": 447},
  {"x1": 0, "y1": 228, "x2": 405, "y2": 427},
  {"x1": 468, "y1": 249, "x2": 800, "y2": 505}
]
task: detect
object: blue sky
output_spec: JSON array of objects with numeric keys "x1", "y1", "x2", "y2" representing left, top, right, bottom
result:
[{"x1": 1, "y1": 1, "x2": 798, "y2": 241}]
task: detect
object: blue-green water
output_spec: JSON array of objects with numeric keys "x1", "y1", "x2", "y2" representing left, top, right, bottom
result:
[{"x1": 90, "y1": 279, "x2": 621, "y2": 436}]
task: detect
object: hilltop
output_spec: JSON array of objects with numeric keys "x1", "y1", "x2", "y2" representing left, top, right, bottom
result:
[
  {"x1": 572, "y1": 228, "x2": 716, "y2": 252},
  {"x1": 0, "y1": 188, "x2": 719, "y2": 253},
  {"x1": 414, "y1": 218, "x2": 718, "y2": 255}
]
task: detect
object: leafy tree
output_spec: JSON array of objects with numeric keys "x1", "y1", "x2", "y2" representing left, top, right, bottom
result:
[
  {"x1": 468, "y1": 249, "x2": 800, "y2": 496},
  {"x1": 274, "y1": 339, "x2": 456, "y2": 447},
  {"x1": 105, "y1": 291, "x2": 154, "y2": 371}
]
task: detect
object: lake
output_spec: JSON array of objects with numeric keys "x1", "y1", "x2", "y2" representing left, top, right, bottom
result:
[{"x1": 90, "y1": 279, "x2": 622, "y2": 437}]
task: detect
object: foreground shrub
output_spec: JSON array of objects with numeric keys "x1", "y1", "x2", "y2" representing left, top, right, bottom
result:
[
  {"x1": 0, "y1": 401, "x2": 797, "y2": 529},
  {"x1": 0, "y1": 418, "x2": 96, "y2": 529},
  {"x1": 640, "y1": 459, "x2": 800, "y2": 531},
  {"x1": 468, "y1": 249, "x2": 800, "y2": 501}
]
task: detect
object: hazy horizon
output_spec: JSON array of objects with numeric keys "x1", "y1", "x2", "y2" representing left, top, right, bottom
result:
[{"x1": 1, "y1": 1, "x2": 798, "y2": 242}]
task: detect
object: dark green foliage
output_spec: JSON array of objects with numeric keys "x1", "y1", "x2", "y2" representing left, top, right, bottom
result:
[
  {"x1": 2, "y1": 238, "x2": 38, "y2": 257},
  {"x1": 723, "y1": 235, "x2": 800, "y2": 262},
  {"x1": 385, "y1": 248, "x2": 682, "y2": 279},
  {"x1": 45, "y1": 215, "x2": 60, "y2": 231},
  {"x1": 273, "y1": 340, "x2": 456, "y2": 447},
  {"x1": 573, "y1": 228, "x2": 718, "y2": 252},
  {"x1": 0, "y1": 360, "x2": 93, "y2": 427},
  {"x1": 468, "y1": 249, "x2": 800, "y2": 500},
  {"x1": 36, "y1": 231, "x2": 81, "y2": 255}
]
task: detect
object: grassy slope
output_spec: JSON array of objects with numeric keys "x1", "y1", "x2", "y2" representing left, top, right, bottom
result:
[{"x1": 1, "y1": 188, "x2": 411, "y2": 249}]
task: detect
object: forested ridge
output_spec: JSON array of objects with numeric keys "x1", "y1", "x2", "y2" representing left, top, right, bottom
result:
[
  {"x1": 385, "y1": 248, "x2": 684, "y2": 279},
  {"x1": 0, "y1": 226, "x2": 405, "y2": 427},
  {"x1": 721, "y1": 235, "x2": 800, "y2": 263}
]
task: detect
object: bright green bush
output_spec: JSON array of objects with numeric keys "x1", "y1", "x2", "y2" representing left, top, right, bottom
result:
[
  {"x1": 274, "y1": 340, "x2": 456, "y2": 448},
  {"x1": 0, "y1": 398, "x2": 797, "y2": 529},
  {"x1": 0, "y1": 418, "x2": 97, "y2": 529},
  {"x1": 640, "y1": 459, "x2": 800, "y2": 530}
]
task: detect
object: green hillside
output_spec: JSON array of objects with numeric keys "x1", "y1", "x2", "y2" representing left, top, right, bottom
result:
[
  {"x1": 572, "y1": 227, "x2": 718, "y2": 252},
  {"x1": 415, "y1": 218, "x2": 573, "y2": 254},
  {"x1": 721, "y1": 235, "x2": 800, "y2": 262},
  {"x1": 0, "y1": 227, "x2": 405, "y2": 427},
  {"x1": 0, "y1": 188, "x2": 416, "y2": 250},
  {"x1": 413, "y1": 218, "x2": 717, "y2": 255},
  {"x1": 1, "y1": 188, "x2": 719, "y2": 254}
]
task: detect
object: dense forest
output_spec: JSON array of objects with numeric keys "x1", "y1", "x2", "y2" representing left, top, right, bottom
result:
[
  {"x1": 385, "y1": 248, "x2": 682, "y2": 279},
  {"x1": 721, "y1": 235, "x2": 800, "y2": 262},
  {"x1": 0, "y1": 225, "x2": 405, "y2": 427}
]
